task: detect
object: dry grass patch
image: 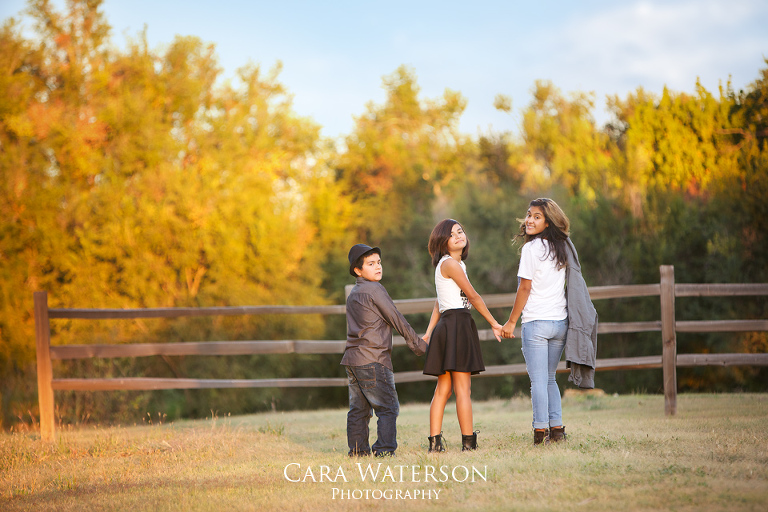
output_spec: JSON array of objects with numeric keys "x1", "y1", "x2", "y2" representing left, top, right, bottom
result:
[{"x1": 1, "y1": 394, "x2": 767, "y2": 511}]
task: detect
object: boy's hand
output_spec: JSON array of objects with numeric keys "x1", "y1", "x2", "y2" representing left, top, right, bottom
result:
[{"x1": 501, "y1": 320, "x2": 516, "y2": 339}]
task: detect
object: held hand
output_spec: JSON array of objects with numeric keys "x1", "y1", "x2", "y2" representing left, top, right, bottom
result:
[
  {"x1": 422, "y1": 334, "x2": 430, "y2": 345},
  {"x1": 491, "y1": 323, "x2": 503, "y2": 342},
  {"x1": 501, "y1": 320, "x2": 516, "y2": 339}
]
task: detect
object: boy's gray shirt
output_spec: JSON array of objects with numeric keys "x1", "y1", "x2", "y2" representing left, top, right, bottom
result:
[
  {"x1": 564, "y1": 238, "x2": 598, "y2": 388},
  {"x1": 342, "y1": 277, "x2": 427, "y2": 370}
]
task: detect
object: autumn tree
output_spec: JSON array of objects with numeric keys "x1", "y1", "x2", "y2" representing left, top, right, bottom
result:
[
  {"x1": 721, "y1": 60, "x2": 768, "y2": 283},
  {"x1": 331, "y1": 66, "x2": 472, "y2": 298},
  {"x1": 520, "y1": 80, "x2": 614, "y2": 201},
  {"x1": 0, "y1": 0, "x2": 345, "y2": 426}
]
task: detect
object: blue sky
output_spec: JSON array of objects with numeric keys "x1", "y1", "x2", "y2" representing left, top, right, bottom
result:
[{"x1": 2, "y1": 0, "x2": 767, "y2": 139}]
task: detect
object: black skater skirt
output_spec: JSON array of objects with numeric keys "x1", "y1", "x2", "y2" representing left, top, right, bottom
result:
[{"x1": 423, "y1": 308, "x2": 485, "y2": 376}]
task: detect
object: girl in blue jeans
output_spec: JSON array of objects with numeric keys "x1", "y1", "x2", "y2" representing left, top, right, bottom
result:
[{"x1": 502, "y1": 198, "x2": 571, "y2": 445}]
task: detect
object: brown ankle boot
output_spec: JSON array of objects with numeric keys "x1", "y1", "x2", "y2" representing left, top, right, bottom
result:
[
  {"x1": 533, "y1": 428, "x2": 549, "y2": 445},
  {"x1": 549, "y1": 425, "x2": 567, "y2": 443}
]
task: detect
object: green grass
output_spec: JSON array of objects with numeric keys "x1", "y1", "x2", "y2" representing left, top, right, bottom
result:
[{"x1": 1, "y1": 394, "x2": 767, "y2": 511}]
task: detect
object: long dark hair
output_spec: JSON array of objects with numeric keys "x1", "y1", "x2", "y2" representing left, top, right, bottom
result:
[
  {"x1": 428, "y1": 219, "x2": 470, "y2": 267},
  {"x1": 514, "y1": 198, "x2": 570, "y2": 269}
]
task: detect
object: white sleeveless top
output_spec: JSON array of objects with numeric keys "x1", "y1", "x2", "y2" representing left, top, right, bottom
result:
[{"x1": 435, "y1": 255, "x2": 472, "y2": 313}]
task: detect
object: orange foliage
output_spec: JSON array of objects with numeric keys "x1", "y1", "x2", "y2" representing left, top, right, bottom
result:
[{"x1": 27, "y1": 100, "x2": 65, "y2": 140}]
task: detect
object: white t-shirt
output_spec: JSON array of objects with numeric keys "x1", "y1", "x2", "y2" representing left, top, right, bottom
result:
[
  {"x1": 518, "y1": 238, "x2": 567, "y2": 323},
  {"x1": 435, "y1": 255, "x2": 471, "y2": 313}
]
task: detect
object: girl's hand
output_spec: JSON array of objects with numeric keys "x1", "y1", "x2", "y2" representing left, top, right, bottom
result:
[
  {"x1": 501, "y1": 320, "x2": 516, "y2": 339},
  {"x1": 422, "y1": 334, "x2": 430, "y2": 345},
  {"x1": 491, "y1": 323, "x2": 503, "y2": 342}
]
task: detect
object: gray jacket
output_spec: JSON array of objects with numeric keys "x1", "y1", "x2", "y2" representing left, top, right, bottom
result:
[{"x1": 564, "y1": 238, "x2": 598, "y2": 388}]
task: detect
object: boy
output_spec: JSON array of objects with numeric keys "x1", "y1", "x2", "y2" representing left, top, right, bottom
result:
[{"x1": 342, "y1": 244, "x2": 428, "y2": 457}]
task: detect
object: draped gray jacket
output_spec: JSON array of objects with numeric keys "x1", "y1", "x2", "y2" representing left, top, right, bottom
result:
[{"x1": 564, "y1": 238, "x2": 598, "y2": 388}]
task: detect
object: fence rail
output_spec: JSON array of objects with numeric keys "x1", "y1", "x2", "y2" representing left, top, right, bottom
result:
[{"x1": 34, "y1": 265, "x2": 768, "y2": 441}]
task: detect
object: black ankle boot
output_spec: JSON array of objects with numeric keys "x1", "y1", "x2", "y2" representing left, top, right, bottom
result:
[
  {"x1": 428, "y1": 433, "x2": 445, "y2": 453},
  {"x1": 461, "y1": 430, "x2": 478, "y2": 451}
]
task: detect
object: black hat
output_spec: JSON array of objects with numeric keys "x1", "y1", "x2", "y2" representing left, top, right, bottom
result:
[{"x1": 348, "y1": 244, "x2": 381, "y2": 277}]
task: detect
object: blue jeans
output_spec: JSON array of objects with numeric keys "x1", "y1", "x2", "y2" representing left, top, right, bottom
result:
[
  {"x1": 345, "y1": 363, "x2": 399, "y2": 456},
  {"x1": 521, "y1": 319, "x2": 568, "y2": 429}
]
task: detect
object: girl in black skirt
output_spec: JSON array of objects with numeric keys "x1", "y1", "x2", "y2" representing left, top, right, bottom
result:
[{"x1": 423, "y1": 219, "x2": 503, "y2": 452}]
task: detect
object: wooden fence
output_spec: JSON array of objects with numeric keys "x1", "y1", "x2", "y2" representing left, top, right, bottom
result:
[{"x1": 34, "y1": 265, "x2": 768, "y2": 441}]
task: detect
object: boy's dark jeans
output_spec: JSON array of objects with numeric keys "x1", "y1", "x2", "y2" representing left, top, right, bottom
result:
[{"x1": 345, "y1": 362, "x2": 399, "y2": 456}]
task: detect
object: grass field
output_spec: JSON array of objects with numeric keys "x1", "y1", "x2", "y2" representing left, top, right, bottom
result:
[{"x1": 1, "y1": 393, "x2": 767, "y2": 511}]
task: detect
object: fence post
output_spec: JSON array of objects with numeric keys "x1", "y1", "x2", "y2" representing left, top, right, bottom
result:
[
  {"x1": 660, "y1": 266, "x2": 677, "y2": 416},
  {"x1": 34, "y1": 291, "x2": 55, "y2": 442}
]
